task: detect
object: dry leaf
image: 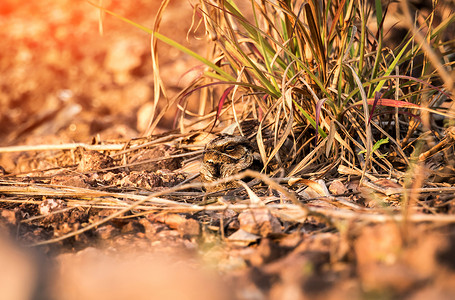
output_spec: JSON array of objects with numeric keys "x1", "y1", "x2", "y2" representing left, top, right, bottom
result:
[{"x1": 238, "y1": 208, "x2": 282, "y2": 237}]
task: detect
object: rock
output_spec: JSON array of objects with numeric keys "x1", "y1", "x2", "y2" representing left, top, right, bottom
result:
[
  {"x1": 238, "y1": 208, "x2": 282, "y2": 237},
  {"x1": 328, "y1": 179, "x2": 347, "y2": 195},
  {"x1": 128, "y1": 145, "x2": 182, "y2": 172},
  {"x1": 50, "y1": 175, "x2": 89, "y2": 188},
  {"x1": 227, "y1": 229, "x2": 260, "y2": 246},
  {"x1": 39, "y1": 198, "x2": 66, "y2": 215},
  {"x1": 177, "y1": 219, "x2": 201, "y2": 238},
  {"x1": 77, "y1": 150, "x2": 114, "y2": 172}
]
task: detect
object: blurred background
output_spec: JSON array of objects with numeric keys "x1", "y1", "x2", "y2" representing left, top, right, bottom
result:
[{"x1": 0, "y1": 0, "x2": 206, "y2": 146}]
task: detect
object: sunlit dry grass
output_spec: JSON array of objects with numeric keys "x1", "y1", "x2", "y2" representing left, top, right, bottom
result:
[
  {"x1": 170, "y1": 0, "x2": 455, "y2": 184},
  {"x1": 1, "y1": 0, "x2": 450, "y2": 246}
]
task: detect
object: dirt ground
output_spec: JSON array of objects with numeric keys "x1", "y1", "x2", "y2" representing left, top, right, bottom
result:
[{"x1": 1, "y1": 1, "x2": 455, "y2": 299}]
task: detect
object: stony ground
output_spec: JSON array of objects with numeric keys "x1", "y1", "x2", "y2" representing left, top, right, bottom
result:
[{"x1": 1, "y1": 1, "x2": 455, "y2": 299}]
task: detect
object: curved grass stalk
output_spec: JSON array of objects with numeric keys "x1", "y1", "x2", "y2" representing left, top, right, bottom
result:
[{"x1": 88, "y1": 1, "x2": 236, "y2": 83}]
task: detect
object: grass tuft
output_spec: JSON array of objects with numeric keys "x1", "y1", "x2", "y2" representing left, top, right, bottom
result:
[{"x1": 91, "y1": 0, "x2": 455, "y2": 182}]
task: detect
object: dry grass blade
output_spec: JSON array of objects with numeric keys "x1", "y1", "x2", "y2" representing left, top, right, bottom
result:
[
  {"x1": 400, "y1": 0, "x2": 454, "y2": 94},
  {"x1": 264, "y1": 89, "x2": 294, "y2": 168},
  {"x1": 304, "y1": 2, "x2": 326, "y2": 81},
  {"x1": 144, "y1": 0, "x2": 170, "y2": 136},
  {"x1": 20, "y1": 169, "x2": 308, "y2": 246},
  {"x1": 284, "y1": 205, "x2": 455, "y2": 223},
  {"x1": 238, "y1": 181, "x2": 264, "y2": 205},
  {"x1": 288, "y1": 138, "x2": 326, "y2": 177},
  {"x1": 0, "y1": 182, "x2": 190, "y2": 207},
  {"x1": 346, "y1": 64, "x2": 372, "y2": 182},
  {"x1": 0, "y1": 143, "x2": 125, "y2": 153}
]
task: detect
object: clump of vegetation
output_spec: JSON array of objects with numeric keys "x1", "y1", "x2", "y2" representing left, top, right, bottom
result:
[
  {"x1": 124, "y1": 0, "x2": 453, "y2": 182},
  {"x1": 96, "y1": 0, "x2": 454, "y2": 185}
]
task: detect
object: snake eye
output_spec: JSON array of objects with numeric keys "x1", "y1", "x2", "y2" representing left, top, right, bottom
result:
[{"x1": 225, "y1": 144, "x2": 236, "y2": 152}]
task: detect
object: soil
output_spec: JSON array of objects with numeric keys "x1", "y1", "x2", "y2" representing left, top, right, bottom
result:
[{"x1": 1, "y1": 1, "x2": 455, "y2": 300}]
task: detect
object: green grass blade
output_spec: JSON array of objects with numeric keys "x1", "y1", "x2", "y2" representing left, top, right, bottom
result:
[
  {"x1": 372, "y1": 38, "x2": 414, "y2": 95},
  {"x1": 88, "y1": 1, "x2": 236, "y2": 82}
]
